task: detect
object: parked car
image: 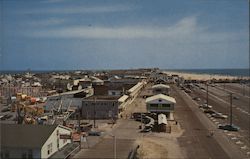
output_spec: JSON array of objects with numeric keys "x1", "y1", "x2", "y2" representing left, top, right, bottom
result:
[
  {"x1": 88, "y1": 131, "x2": 102, "y2": 136},
  {"x1": 200, "y1": 104, "x2": 212, "y2": 109},
  {"x1": 233, "y1": 96, "x2": 239, "y2": 100},
  {"x1": 218, "y1": 124, "x2": 239, "y2": 131},
  {"x1": 203, "y1": 109, "x2": 216, "y2": 114},
  {"x1": 1, "y1": 107, "x2": 10, "y2": 112},
  {"x1": 193, "y1": 97, "x2": 201, "y2": 101},
  {"x1": 0, "y1": 114, "x2": 13, "y2": 120},
  {"x1": 185, "y1": 89, "x2": 192, "y2": 93},
  {"x1": 211, "y1": 112, "x2": 228, "y2": 119},
  {"x1": 140, "y1": 128, "x2": 152, "y2": 133}
]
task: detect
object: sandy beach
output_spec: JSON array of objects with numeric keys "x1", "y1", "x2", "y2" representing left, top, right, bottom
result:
[{"x1": 163, "y1": 71, "x2": 249, "y2": 81}]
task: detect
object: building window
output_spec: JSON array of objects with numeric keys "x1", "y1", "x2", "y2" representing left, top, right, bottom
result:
[
  {"x1": 162, "y1": 104, "x2": 170, "y2": 107},
  {"x1": 22, "y1": 152, "x2": 26, "y2": 159},
  {"x1": 158, "y1": 99, "x2": 162, "y2": 102},
  {"x1": 4, "y1": 151, "x2": 9, "y2": 159},
  {"x1": 150, "y1": 104, "x2": 158, "y2": 108},
  {"x1": 28, "y1": 150, "x2": 32, "y2": 159},
  {"x1": 112, "y1": 92, "x2": 116, "y2": 95},
  {"x1": 47, "y1": 143, "x2": 53, "y2": 155}
]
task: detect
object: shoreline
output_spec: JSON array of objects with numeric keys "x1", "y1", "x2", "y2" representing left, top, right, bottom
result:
[{"x1": 163, "y1": 71, "x2": 249, "y2": 81}]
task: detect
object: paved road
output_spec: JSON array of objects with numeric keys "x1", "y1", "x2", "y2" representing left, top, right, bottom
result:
[
  {"x1": 217, "y1": 83, "x2": 250, "y2": 98},
  {"x1": 73, "y1": 90, "x2": 145, "y2": 159},
  {"x1": 192, "y1": 84, "x2": 250, "y2": 147},
  {"x1": 172, "y1": 85, "x2": 246, "y2": 159},
  {"x1": 73, "y1": 138, "x2": 135, "y2": 159}
]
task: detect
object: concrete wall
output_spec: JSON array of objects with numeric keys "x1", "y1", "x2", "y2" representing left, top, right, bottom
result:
[
  {"x1": 41, "y1": 126, "x2": 71, "y2": 158},
  {"x1": 82, "y1": 100, "x2": 119, "y2": 119}
]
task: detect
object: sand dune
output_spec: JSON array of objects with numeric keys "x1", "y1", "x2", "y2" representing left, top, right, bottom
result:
[{"x1": 163, "y1": 71, "x2": 249, "y2": 81}]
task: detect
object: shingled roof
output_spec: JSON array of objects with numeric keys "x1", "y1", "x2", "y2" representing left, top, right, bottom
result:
[{"x1": 1, "y1": 123, "x2": 58, "y2": 149}]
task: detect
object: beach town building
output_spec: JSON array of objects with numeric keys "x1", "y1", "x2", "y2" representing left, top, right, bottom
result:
[
  {"x1": 93, "y1": 82, "x2": 134, "y2": 96},
  {"x1": 0, "y1": 124, "x2": 73, "y2": 159},
  {"x1": 127, "y1": 81, "x2": 146, "y2": 99},
  {"x1": 44, "y1": 89, "x2": 93, "y2": 116},
  {"x1": 81, "y1": 93, "x2": 131, "y2": 119},
  {"x1": 152, "y1": 84, "x2": 170, "y2": 95},
  {"x1": 81, "y1": 95, "x2": 119, "y2": 120},
  {"x1": 146, "y1": 94, "x2": 176, "y2": 120}
]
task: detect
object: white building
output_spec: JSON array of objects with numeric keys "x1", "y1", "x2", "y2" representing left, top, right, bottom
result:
[
  {"x1": 0, "y1": 124, "x2": 72, "y2": 159},
  {"x1": 128, "y1": 81, "x2": 146, "y2": 99},
  {"x1": 152, "y1": 84, "x2": 170, "y2": 95},
  {"x1": 146, "y1": 94, "x2": 176, "y2": 120}
]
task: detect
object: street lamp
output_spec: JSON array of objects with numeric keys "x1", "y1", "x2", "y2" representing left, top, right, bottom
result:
[
  {"x1": 218, "y1": 93, "x2": 239, "y2": 131},
  {"x1": 108, "y1": 133, "x2": 116, "y2": 159}
]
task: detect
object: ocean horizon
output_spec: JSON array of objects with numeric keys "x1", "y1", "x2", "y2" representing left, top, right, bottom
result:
[{"x1": 0, "y1": 68, "x2": 249, "y2": 77}]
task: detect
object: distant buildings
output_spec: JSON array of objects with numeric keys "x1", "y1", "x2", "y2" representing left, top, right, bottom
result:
[{"x1": 0, "y1": 124, "x2": 73, "y2": 159}]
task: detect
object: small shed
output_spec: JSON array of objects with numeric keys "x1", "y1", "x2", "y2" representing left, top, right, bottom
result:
[{"x1": 158, "y1": 114, "x2": 167, "y2": 132}]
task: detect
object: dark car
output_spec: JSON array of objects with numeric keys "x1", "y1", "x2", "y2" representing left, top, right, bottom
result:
[
  {"x1": 88, "y1": 131, "x2": 102, "y2": 136},
  {"x1": 218, "y1": 124, "x2": 239, "y2": 131},
  {"x1": 1, "y1": 107, "x2": 10, "y2": 112},
  {"x1": 140, "y1": 128, "x2": 152, "y2": 133},
  {"x1": 203, "y1": 109, "x2": 216, "y2": 114},
  {"x1": 233, "y1": 96, "x2": 239, "y2": 100},
  {"x1": 193, "y1": 97, "x2": 201, "y2": 101}
]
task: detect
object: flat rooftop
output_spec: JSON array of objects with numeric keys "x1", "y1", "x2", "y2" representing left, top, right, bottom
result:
[{"x1": 83, "y1": 95, "x2": 120, "y2": 101}]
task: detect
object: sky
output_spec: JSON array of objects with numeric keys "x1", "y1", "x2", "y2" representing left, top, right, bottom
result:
[{"x1": 0, "y1": 0, "x2": 249, "y2": 70}]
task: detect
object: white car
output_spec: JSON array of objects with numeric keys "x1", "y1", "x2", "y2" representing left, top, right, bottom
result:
[
  {"x1": 200, "y1": 104, "x2": 213, "y2": 109},
  {"x1": 212, "y1": 112, "x2": 228, "y2": 119}
]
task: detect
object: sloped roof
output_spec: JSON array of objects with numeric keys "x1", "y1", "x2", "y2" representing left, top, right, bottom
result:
[
  {"x1": 146, "y1": 94, "x2": 176, "y2": 104},
  {"x1": 158, "y1": 114, "x2": 167, "y2": 125},
  {"x1": 45, "y1": 98, "x2": 82, "y2": 111},
  {"x1": 1, "y1": 123, "x2": 58, "y2": 149},
  {"x1": 152, "y1": 84, "x2": 170, "y2": 89},
  {"x1": 128, "y1": 82, "x2": 143, "y2": 93},
  {"x1": 118, "y1": 95, "x2": 129, "y2": 103}
]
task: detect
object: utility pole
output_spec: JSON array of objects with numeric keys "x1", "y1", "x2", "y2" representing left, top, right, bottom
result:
[
  {"x1": 94, "y1": 97, "x2": 96, "y2": 128},
  {"x1": 114, "y1": 135, "x2": 116, "y2": 159},
  {"x1": 229, "y1": 93, "x2": 233, "y2": 126},
  {"x1": 78, "y1": 105, "x2": 81, "y2": 149},
  {"x1": 206, "y1": 82, "x2": 209, "y2": 107},
  {"x1": 78, "y1": 106, "x2": 81, "y2": 132},
  {"x1": 242, "y1": 83, "x2": 245, "y2": 96},
  {"x1": 140, "y1": 112, "x2": 143, "y2": 129}
]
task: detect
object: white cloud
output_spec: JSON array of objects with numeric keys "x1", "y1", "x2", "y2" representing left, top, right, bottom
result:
[
  {"x1": 21, "y1": 5, "x2": 134, "y2": 14},
  {"x1": 28, "y1": 16, "x2": 198, "y2": 39},
  {"x1": 26, "y1": 16, "x2": 245, "y2": 44},
  {"x1": 26, "y1": 18, "x2": 65, "y2": 26}
]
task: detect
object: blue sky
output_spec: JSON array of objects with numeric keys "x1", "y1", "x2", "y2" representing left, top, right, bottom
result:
[{"x1": 0, "y1": 0, "x2": 249, "y2": 70}]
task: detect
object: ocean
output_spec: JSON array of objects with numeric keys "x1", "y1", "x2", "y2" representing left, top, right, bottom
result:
[
  {"x1": 165, "y1": 69, "x2": 249, "y2": 77},
  {"x1": 1, "y1": 68, "x2": 249, "y2": 77}
]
